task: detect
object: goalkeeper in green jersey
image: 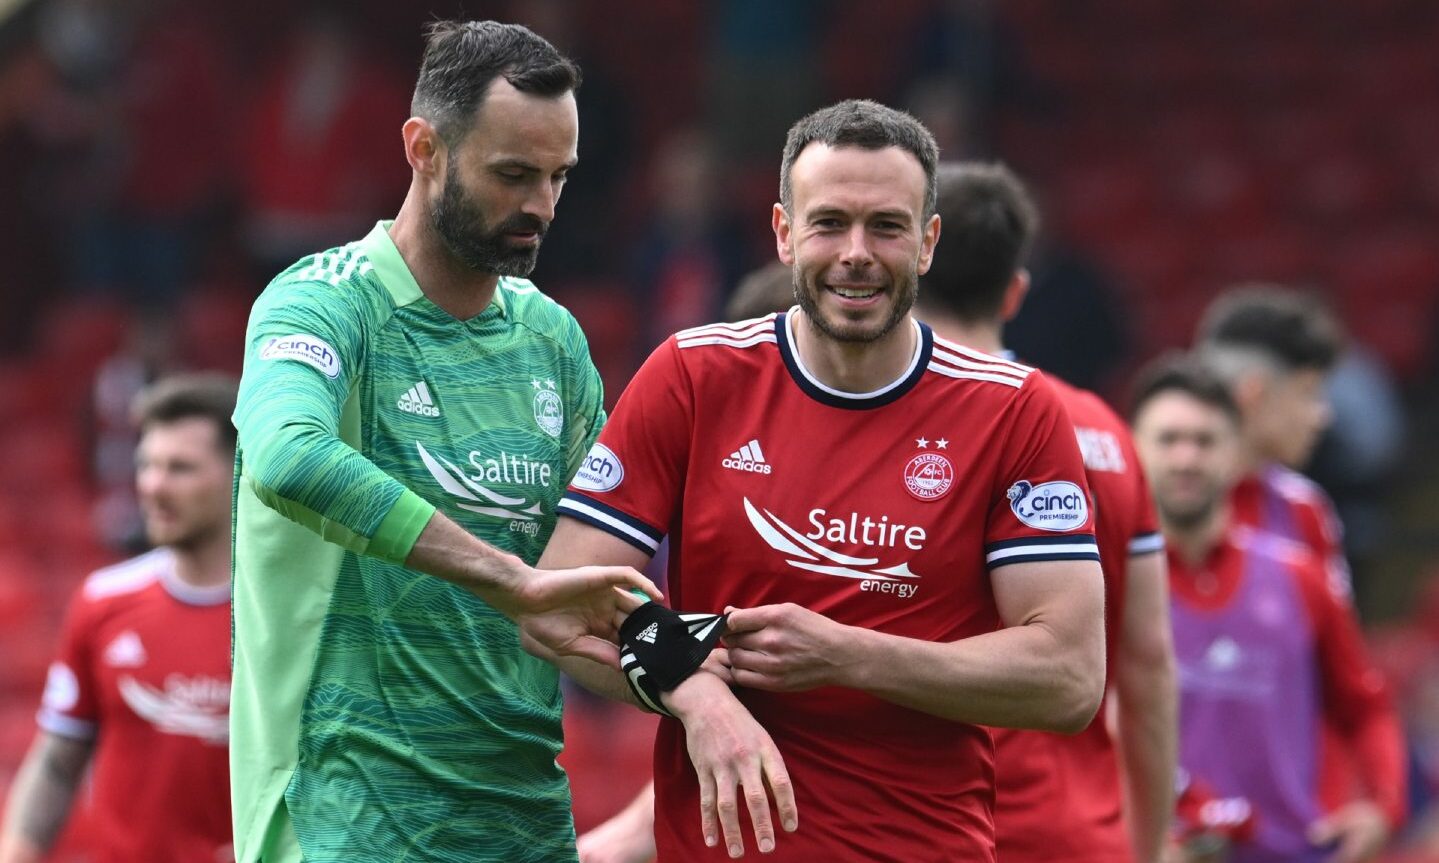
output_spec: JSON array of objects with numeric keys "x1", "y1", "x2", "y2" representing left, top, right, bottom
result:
[{"x1": 229, "y1": 21, "x2": 663, "y2": 863}]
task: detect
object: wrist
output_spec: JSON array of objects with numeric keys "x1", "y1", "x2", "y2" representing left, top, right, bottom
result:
[
  {"x1": 659, "y1": 669, "x2": 728, "y2": 720},
  {"x1": 831, "y1": 625, "x2": 872, "y2": 690}
]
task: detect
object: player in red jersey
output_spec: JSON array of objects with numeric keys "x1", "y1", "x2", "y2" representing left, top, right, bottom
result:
[
  {"x1": 1196, "y1": 288, "x2": 1348, "y2": 596},
  {"x1": 1196, "y1": 288, "x2": 1393, "y2": 847},
  {"x1": 916, "y1": 162, "x2": 1177, "y2": 863},
  {"x1": 542, "y1": 100, "x2": 1105, "y2": 862},
  {"x1": 1129, "y1": 357, "x2": 1404, "y2": 863},
  {"x1": 0, "y1": 375, "x2": 238, "y2": 863}
]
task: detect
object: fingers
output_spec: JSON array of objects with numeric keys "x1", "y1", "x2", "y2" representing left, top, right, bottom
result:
[
  {"x1": 713, "y1": 767, "x2": 746, "y2": 858},
  {"x1": 601, "y1": 567, "x2": 662, "y2": 601},
  {"x1": 698, "y1": 772, "x2": 721, "y2": 854},
  {"x1": 556, "y1": 635, "x2": 622, "y2": 669},
  {"x1": 613, "y1": 585, "x2": 650, "y2": 613},
  {"x1": 765, "y1": 750, "x2": 798, "y2": 835},
  {"x1": 740, "y1": 763, "x2": 777, "y2": 855}
]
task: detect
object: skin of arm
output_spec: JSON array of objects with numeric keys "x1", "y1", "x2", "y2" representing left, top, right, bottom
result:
[
  {"x1": 0, "y1": 732, "x2": 95, "y2": 863},
  {"x1": 577, "y1": 780, "x2": 657, "y2": 863},
  {"x1": 1114, "y1": 551, "x2": 1178, "y2": 863},
  {"x1": 538, "y1": 517, "x2": 797, "y2": 859},
  {"x1": 725, "y1": 557, "x2": 1106, "y2": 732}
]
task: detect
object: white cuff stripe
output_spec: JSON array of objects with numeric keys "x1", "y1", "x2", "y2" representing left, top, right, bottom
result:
[
  {"x1": 556, "y1": 500, "x2": 660, "y2": 552},
  {"x1": 1129, "y1": 533, "x2": 1166, "y2": 555},
  {"x1": 36, "y1": 709, "x2": 97, "y2": 740},
  {"x1": 985, "y1": 540, "x2": 1099, "y2": 563}
]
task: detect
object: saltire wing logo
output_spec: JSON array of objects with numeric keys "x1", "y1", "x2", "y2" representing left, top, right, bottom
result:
[
  {"x1": 416, "y1": 441, "x2": 544, "y2": 521},
  {"x1": 742, "y1": 498, "x2": 923, "y2": 581}
]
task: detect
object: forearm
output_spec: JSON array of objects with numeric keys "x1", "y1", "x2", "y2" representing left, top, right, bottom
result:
[
  {"x1": 0, "y1": 735, "x2": 91, "y2": 861},
  {"x1": 841, "y1": 621, "x2": 1103, "y2": 731},
  {"x1": 1116, "y1": 658, "x2": 1178, "y2": 862},
  {"x1": 404, "y1": 511, "x2": 533, "y2": 611},
  {"x1": 1346, "y1": 707, "x2": 1409, "y2": 827}
]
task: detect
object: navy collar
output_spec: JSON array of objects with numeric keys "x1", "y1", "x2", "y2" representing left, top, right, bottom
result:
[{"x1": 775, "y1": 309, "x2": 933, "y2": 410}]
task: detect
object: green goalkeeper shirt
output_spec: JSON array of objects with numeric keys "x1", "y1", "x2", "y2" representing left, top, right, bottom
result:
[{"x1": 231, "y1": 222, "x2": 606, "y2": 863}]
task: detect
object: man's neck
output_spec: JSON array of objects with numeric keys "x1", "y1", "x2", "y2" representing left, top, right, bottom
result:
[
  {"x1": 389, "y1": 189, "x2": 500, "y2": 320},
  {"x1": 791, "y1": 309, "x2": 918, "y2": 393},
  {"x1": 916, "y1": 308, "x2": 1005, "y2": 355},
  {"x1": 1163, "y1": 504, "x2": 1230, "y2": 569},
  {"x1": 170, "y1": 535, "x2": 231, "y2": 590}
]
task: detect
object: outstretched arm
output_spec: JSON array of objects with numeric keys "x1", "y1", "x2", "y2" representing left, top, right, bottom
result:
[
  {"x1": 539, "y1": 516, "x2": 798, "y2": 859},
  {"x1": 0, "y1": 732, "x2": 94, "y2": 863},
  {"x1": 725, "y1": 557, "x2": 1106, "y2": 732}
]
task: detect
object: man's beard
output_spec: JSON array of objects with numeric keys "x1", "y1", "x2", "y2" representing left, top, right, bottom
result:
[
  {"x1": 1157, "y1": 494, "x2": 1218, "y2": 531},
  {"x1": 791, "y1": 265, "x2": 917, "y2": 344},
  {"x1": 432, "y1": 161, "x2": 547, "y2": 277}
]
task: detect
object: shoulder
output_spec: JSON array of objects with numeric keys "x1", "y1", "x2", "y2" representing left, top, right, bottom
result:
[
  {"x1": 254, "y1": 240, "x2": 391, "y2": 322},
  {"x1": 926, "y1": 334, "x2": 1036, "y2": 395},
  {"x1": 78, "y1": 548, "x2": 172, "y2": 605},
  {"x1": 1262, "y1": 464, "x2": 1335, "y2": 510},
  {"x1": 667, "y1": 314, "x2": 782, "y2": 373},
  {"x1": 499, "y1": 278, "x2": 591, "y2": 354}
]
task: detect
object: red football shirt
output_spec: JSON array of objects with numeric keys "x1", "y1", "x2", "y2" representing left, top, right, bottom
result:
[
  {"x1": 1230, "y1": 465, "x2": 1350, "y2": 595},
  {"x1": 992, "y1": 376, "x2": 1163, "y2": 863},
  {"x1": 37, "y1": 549, "x2": 233, "y2": 863},
  {"x1": 559, "y1": 313, "x2": 1099, "y2": 862}
]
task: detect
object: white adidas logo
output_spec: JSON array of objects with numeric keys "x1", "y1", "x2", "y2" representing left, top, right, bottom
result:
[
  {"x1": 722, "y1": 439, "x2": 772, "y2": 475},
  {"x1": 398, "y1": 381, "x2": 440, "y2": 418},
  {"x1": 636, "y1": 623, "x2": 659, "y2": 644}
]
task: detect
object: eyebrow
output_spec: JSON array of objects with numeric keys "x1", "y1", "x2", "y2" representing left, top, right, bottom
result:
[
  {"x1": 489, "y1": 157, "x2": 579, "y2": 172},
  {"x1": 805, "y1": 206, "x2": 914, "y2": 223}
]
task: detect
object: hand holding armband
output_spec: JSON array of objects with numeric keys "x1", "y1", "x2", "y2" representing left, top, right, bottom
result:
[{"x1": 618, "y1": 602, "x2": 728, "y2": 716}]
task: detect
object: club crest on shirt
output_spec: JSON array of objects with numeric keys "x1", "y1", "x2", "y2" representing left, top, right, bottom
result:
[
  {"x1": 532, "y1": 378, "x2": 563, "y2": 438},
  {"x1": 1006, "y1": 480, "x2": 1090, "y2": 531},
  {"x1": 903, "y1": 452, "x2": 954, "y2": 501}
]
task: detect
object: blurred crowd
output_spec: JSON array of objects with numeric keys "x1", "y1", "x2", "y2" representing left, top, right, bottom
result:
[{"x1": 0, "y1": 0, "x2": 1437, "y2": 858}]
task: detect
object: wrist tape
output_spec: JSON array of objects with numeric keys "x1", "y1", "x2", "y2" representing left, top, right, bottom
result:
[{"x1": 618, "y1": 602, "x2": 728, "y2": 716}]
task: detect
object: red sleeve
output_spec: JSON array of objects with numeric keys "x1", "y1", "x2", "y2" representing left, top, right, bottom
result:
[
  {"x1": 1302, "y1": 493, "x2": 1354, "y2": 598},
  {"x1": 983, "y1": 372, "x2": 1101, "y2": 569},
  {"x1": 556, "y1": 338, "x2": 694, "y2": 555},
  {"x1": 1124, "y1": 429, "x2": 1164, "y2": 557},
  {"x1": 36, "y1": 588, "x2": 100, "y2": 740},
  {"x1": 1294, "y1": 557, "x2": 1408, "y2": 827}
]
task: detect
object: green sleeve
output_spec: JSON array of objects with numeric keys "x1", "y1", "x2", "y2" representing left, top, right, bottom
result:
[{"x1": 235, "y1": 277, "x2": 435, "y2": 563}]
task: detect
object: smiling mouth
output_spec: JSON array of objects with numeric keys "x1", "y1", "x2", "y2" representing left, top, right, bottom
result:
[{"x1": 828, "y1": 284, "x2": 882, "y2": 300}]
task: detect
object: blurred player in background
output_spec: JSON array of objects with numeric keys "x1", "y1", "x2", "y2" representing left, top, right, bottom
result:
[
  {"x1": 1196, "y1": 288, "x2": 1404, "y2": 841},
  {"x1": 1131, "y1": 356, "x2": 1405, "y2": 863},
  {"x1": 229, "y1": 21, "x2": 658, "y2": 863},
  {"x1": 917, "y1": 161, "x2": 1176, "y2": 863},
  {"x1": 1197, "y1": 288, "x2": 1348, "y2": 594},
  {"x1": 546, "y1": 99, "x2": 1105, "y2": 861},
  {"x1": 0, "y1": 374, "x2": 237, "y2": 863}
]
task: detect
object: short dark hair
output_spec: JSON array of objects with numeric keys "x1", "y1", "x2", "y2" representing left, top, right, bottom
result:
[
  {"x1": 1129, "y1": 352, "x2": 1241, "y2": 426},
  {"x1": 923, "y1": 161, "x2": 1040, "y2": 322},
  {"x1": 131, "y1": 373, "x2": 239, "y2": 453},
  {"x1": 724, "y1": 262, "x2": 795, "y2": 321},
  {"x1": 1197, "y1": 285, "x2": 1342, "y2": 372},
  {"x1": 412, "y1": 20, "x2": 582, "y2": 146},
  {"x1": 780, "y1": 99, "x2": 939, "y2": 218}
]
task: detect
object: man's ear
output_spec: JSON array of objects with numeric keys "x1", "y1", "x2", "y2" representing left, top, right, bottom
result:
[
  {"x1": 773, "y1": 203, "x2": 795, "y2": 266},
  {"x1": 402, "y1": 117, "x2": 444, "y2": 178},
  {"x1": 999, "y1": 270, "x2": 1031, "y2": 323}
]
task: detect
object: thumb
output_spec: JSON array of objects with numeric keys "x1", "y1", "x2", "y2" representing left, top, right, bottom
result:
[{"x1": 1307, "y1": 812, "x2": 1340, "y2": 845}]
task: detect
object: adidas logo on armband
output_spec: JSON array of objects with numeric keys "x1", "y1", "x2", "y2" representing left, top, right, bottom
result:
[{"x1": 635, "y1": 623, "x2": 659, "y2": 644}]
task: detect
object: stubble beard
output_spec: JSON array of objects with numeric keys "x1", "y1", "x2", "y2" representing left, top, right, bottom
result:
[
  {"x1": 431, "y1": 160, "x2": 546, "y2": 278},
  {"x1": 791, "y1": 265, "x2": 918, "y2": 344}
]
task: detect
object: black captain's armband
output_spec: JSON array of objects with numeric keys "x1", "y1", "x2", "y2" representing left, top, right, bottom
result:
[{"x1": 618, "y1": 602, "x2": 728, "y2": 717}]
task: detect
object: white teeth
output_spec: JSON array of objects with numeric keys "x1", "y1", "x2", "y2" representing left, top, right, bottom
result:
[{"x1": 831, "y1": 286, "x2": 879, "y2": 299}]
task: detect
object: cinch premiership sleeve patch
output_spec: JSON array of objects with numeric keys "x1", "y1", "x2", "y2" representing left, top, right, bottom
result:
[
  {"x1": 259, "y1": 333, "x2": 342, "y2": 378},
  {"x1": 618, "y1": 603, "x2": 728, "y2": 716},
  {"x1": 985, "y1": 373, "x2": 1099, "y2": 568}
]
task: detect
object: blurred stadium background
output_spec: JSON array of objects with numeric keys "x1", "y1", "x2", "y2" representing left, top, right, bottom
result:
[{"x1": 1, "y1": 0, "x2": 1437, "y2": 857}]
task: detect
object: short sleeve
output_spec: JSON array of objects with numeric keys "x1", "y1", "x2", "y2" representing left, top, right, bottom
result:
[
  {"x1": 556, "y1": 339, "x2": 693, "y2": 556},
  {"x1": 984, "y1": 372, "x2": 1101, "y2": 569},
  {"x1": 1124, "y1": 431, "x2": 1165, "y2": 557},
  {"x1": 36, "y1": 592, "x2": 100, "y2": 740}
]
